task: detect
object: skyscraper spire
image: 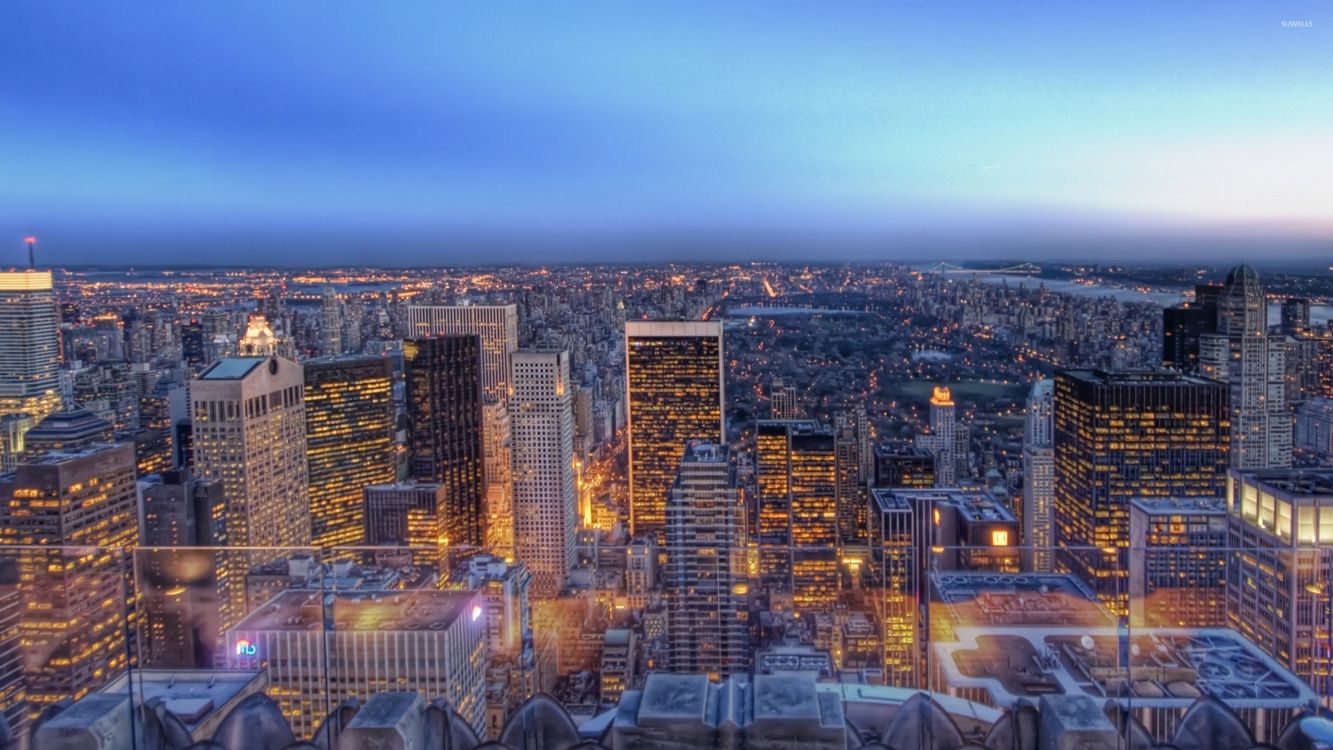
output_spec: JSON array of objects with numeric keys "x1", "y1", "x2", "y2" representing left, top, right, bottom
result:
[{"x1": 24, "y1": 236, "x2": 36, "y2": 270}]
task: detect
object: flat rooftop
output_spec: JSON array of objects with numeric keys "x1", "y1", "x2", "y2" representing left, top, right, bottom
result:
[
  {"x1": 198, "y1": 357, "x2": 268, "y2": 380},
  {"x1": 1130, "y1": 496, "x2": 1226, "y2": 515},
  {"x1": 931, "y1": 572, "x2": 1113, "y2": 631},
  {"x1": 1059, "y1": 369, "x2": 1221, "y2": 387},
  {"x1": 934, "y1": 627, "x2": 1316, "y2": 709},
  {"x1": 233, "y1": 588, "x2": 476, "y2": 632},
  {"x1": 1237, "y1": 469, "x2": 1333, "y2": 496}
]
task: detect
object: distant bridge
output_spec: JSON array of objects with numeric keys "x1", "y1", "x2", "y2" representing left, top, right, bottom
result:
[{"x1": 924, "y1": 262, "x2": 1041, "y2": 276}]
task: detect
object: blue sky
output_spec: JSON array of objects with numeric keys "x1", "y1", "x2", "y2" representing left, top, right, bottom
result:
[{"x1": 1, "y1": 2, "x2": 1330, "y2": 265}]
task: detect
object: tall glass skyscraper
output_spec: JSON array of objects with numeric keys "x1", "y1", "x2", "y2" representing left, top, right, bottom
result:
[
  {"x1": 303, "y1": 355, "x2": 396, "y2": 547},
  {"x1": 0, "y1": 269, "x2": 62, "y2": 471},
  {"x1": 1053, "y1": 369, "x2": 1230, "y2": 614},
  {"x1": 404, "y1": 336, "x2": 485, "y2": 548},
  {"x1": 624, "y1": 320, "x2": 724, "y2": 537},
  {"x1": 1200, "y1": 265, "x2": 1293, "y2": 469}
]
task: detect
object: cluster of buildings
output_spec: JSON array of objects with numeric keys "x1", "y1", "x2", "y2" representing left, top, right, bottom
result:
[{"x1": 2, "y1": 253, "x2": 1333, "y2": 748}]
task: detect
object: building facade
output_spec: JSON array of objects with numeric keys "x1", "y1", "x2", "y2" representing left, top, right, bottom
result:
[
  {"x1": 509, "y1": 350, "x2": 577, "y2": 597},
  {"x1": 1053, "y1": 369, "x2": 1229, "y2": 614},
  {"x1": 624, "y1": 320, "x2": 725, "y2": 537},
  {"x1": 1199, "y1": 265, "x2": 1292, "y2": 469},
  {"x1": 404, "y1": 336, "x2": 486, "y2": 547},
  {"x1": 664, "y1": 443, "x2": 749, "y2": 678},
  {"x1": 0, "y1": 269, "x2": 62, "y2": 471},
  {"x1": 303, "y1": 355, "x2": 396, "y2": 547},
  {"x1": 1022, "y1": 379, "x2": 1055, "y2": 572}
]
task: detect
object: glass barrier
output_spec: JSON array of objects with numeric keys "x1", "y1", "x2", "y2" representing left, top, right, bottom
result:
[{"x1": 0, "y1": 542, "x2": 1329, "y2": 748}]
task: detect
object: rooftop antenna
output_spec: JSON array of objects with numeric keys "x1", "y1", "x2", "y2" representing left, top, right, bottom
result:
[{"x1": 24, "y1": 236, "x2": 36, "y2": 270}]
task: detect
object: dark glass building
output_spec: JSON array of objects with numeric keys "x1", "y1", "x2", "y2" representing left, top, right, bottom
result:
[
  {"x1": 303, "y1": 355, "x2": 397, "y2": 548},
  {"x1": 404, "y1": 336, "x2": 485, "y2": 548},
  {"x1": 1053, "y1": 369, "x2": 1229, "y2": 614},
  {"x1": 1161, "y1": 283, "x2": 1221, "y2": 373}
]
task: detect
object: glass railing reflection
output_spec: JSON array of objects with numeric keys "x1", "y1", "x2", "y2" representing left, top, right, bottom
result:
[{"x1": 0, "y1": 542, "x2": 1328, "y2": 748}]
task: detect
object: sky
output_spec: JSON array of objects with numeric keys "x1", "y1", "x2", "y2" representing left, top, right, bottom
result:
[{"x1": 1, "y1": 2, "x2": 1331, "y2": 266}]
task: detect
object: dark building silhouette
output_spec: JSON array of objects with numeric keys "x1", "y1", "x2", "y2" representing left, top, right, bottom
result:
[
  {"x1": 404, "y1": 336, "x2": 485, "y2": 548},
  {"x1": 1161, "y1": 283, "x2": 1221, "y2": 373}
]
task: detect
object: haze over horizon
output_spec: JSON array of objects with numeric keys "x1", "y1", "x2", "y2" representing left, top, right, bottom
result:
[{"x1": 2, "y1": 2, "x2": 1330, "y2": 266}]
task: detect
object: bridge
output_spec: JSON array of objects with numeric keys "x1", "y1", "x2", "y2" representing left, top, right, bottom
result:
[{"x1": 924, "y1": 262, "x2": 1041, "y2": 276}]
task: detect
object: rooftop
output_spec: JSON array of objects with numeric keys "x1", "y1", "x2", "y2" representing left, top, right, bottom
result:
[
  {"x1": 1059, "y1": 369, "x2": 1221, "y2": 387},
  {"x1": 198, "y1": 357, "x2": 269, "y2": 380},
  {"x1": 231, "y1": 588, "x2": 477, "y2": 633},
  {"x1": 1236, "y1": 468, "x2": 1333, "y2": 496},
  {"x1": 934, "y1": 626, "x2": 1316, "y2": 710},
  {"x1": 1129, "y1": 496, "x2": 1227, "y2": 515}
]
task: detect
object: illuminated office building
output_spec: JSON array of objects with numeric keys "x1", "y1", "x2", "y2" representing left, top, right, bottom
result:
[
  {"x1": 835, "y1": 406, "x2": 872, "y2": 549},
  {"x1": 868, "y1": 487, "x2": 1020, "y2": 687},
  {"x1": 0, "y1": 268, "x2": 62, "y2": 471},
  {"x1": 303, "y1": 355, "x2": 396, "y2": 547},
  {"x1": 405, "y1": 304, "x2": 518, "y2": 404},
  {"x1": 664, "y1": 442, "x2": 748, "y2": 677},
  {"x1": 1053, "y1": 370, "x2": 1229, "y2": 614},
  {"x1": 1200, "y1": 265, "x2": 1292, "y2": 469},
  {"x1": 404, "y1": 336, "x2": 486, "y2": 548},
  {"x1": 363, "y1": 482, "x2": 451, "y2": 568},
  {"x1": 1128, "y1": 496, "x2": 1227, "y2": 629},
  {"x1": 509, "y1": 350, "x2": 577, "y2": 597},
  {"x1": 191, "y1": 357, "x2": 311, "y2": 549},
  {"x1": 1022, "y1": 379, "x2": 1055, "y2": 572},
  {"x1": 1226, "y1": 469, "x2": 1333, "y2": 696},
  {"x1": 191, "y1": 356, "x2": 311, "y2": 643},
  {"x1": 625, "y1": 320, "x2": 724, "y2": 536},
  {"x1": 754, "y1": 420, "x2": 838, "y2": 612},
  {"x1": 0, "y1": 560, "x2": 24, "y2": 740},
  {"x1": 0, "y1": 442, "x2": 138, "y2": 712},
  {"x1": 406, "y1": 305, "x2": 520, "y2": 555},
  {"x1": 227, "y1": 589, "x2": 486, "y2": 737}
]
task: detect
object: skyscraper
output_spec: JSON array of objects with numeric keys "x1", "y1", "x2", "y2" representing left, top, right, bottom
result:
[
  {"x1": 320, "y1": 287, "x2": 343, "y2": 356},
  {"x1": 625, "y1": 320, "x2": 724, "y2": 537},
  {"x1": 190, "y1": 356, "x2": 311, "y2": 643},
  {"x1": 1161, "y1": 283, "x2": 1222, "y2": 374},
  {"x1": 918, "y1": 386, "x2": 957, "y2": 487},
  {"x1": 754, "y1": 420, "x2": 839, "y2": 612},
  {"x1": 834, "y1": 406, "x2": 872, "y2": 549},
  {"x1": 770, "y1": 377, "x2": 800, "y2": 420},
  {"x1": 191, "y1": 357, "x2": 311, "y2": 550},
  {"x1": 0, "y1": 442, "x2": 139, "y2": 712},
  {"x1": 509, "y1": 350, "x2": 577, "y2": 597},
  {"x1": 303, "y1": 355, "x2": 396, "y2": 547},
  {"x1": 1128, "y1": 496, "x2": 1227, "y2": 629},
  {"x1": 404, "y1": 336, "x2": 486, "y2": 548},
  {"x1": 664, "y1": 442, "x2": 749, "y2": 678},
  {"x1": 1053, "y1": 370, "x2": 1229, "y2": 613},
  {"x1": 0, "y1": 268, "x2": 62, "y2": 470},
  {"x1": 405, "y1": 305, "x2": 519, "y2": 555},
  {"x1": 1281, "y1": 298, "x2": 1311, "y2": 336},
  {"x1": 406, "y1": 304, "x2": 519, "y2": 405},
  {"x1": 1200, "y1": 265, "x2": 1292, "y2": 469},
  {"x1": 1022, "y1": 379, "x2": 1055, "y2": 572},
  {"x1": 1226, "y1": 469, "x2": 1333, "y2": 695}
]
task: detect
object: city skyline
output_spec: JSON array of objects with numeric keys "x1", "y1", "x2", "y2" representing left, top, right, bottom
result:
[{"x1": 3, "y1": 2, "x2": 1330, "y2": 265}]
